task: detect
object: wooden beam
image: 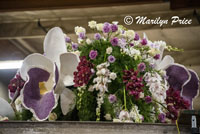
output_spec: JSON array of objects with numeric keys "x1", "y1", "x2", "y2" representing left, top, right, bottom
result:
[
  {"x1": 0, "y1": 0, "x2": 163, "y2": 12},
  {"x1": 170, "y1": 0, "x2": 200, "y2": 10},
  {"x1": 16, "y1": 39, "x2": 38, "y2": 53},
  {"x1": 9, "y1": 40, "x2": 30, "y2": 55},
  {"x1": 0, "y1": 9, "x2": 199, "y2": 39}
]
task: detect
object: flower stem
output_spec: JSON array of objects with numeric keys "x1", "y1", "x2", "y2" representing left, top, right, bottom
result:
[
  {"x1": 104, "y1": 52, "x2": 107, "y2": 62},
  {"x1": 125, "y1": 65, "x2": 128, "y2": 70},
  {"x1": 124, "y1": 87, "x2": 127, "y2": 110},
  {"x1": 152, "y1": 99, "x2": 169, "y2": 112}
]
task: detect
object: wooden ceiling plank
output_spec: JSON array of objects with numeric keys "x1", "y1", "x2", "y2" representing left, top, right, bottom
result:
[{"x1": 0, "y1": 0, "x2": 163, "y2": 12}]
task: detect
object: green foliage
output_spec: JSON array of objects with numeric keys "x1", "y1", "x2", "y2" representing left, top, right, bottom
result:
[
  {"x1": 14, "y1": 109, "x2": 33, "y2": 121},
  {"x1": 75, "y1": 89, "x2": 97, "y2": 121}
]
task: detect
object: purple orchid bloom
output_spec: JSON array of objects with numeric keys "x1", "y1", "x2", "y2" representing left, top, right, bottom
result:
[
  {"x1": 166, "y1": 64, "x2": 199, "y2": 109},
  {"x1": 19, "y1": 53, "x2": 58, "y2": 121},
  {"x1": 8, "y1": 27, "x2": 80, "y2": 121}
]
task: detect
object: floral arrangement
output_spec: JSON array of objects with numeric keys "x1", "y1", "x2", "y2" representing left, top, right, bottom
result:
[{"x1": 0, "y1": 21, "x2": 199, "y2": 123}]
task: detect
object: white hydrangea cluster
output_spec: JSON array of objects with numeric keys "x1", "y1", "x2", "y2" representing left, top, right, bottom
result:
[
  {"x1": 130, "y1": 105, "x2": 143, "y2": 123},
  {"x1": 123, "y1": 30, "x2": 135, "y2": 40},
  {"x1": 106, "y1": 47, "x2": 112, "y2": 54},
  {"x1": 88, "y1": 20, "x2": 97, "y2": 29},
  {"x1": 122, "y1": 47, "x2": 141, "y2": 59},
  {"x1": 113, "y1": 105, "x2": 143, "y2": 123},
  {"x1": 113, "y1": 110, "x2": 132, "y2": 123},
  {"x1": 74, "y1": 26, "x2": 86, "y2": 35},
  {"x1": 144, "y1": 72, "x2": 169, "y2": 104}
]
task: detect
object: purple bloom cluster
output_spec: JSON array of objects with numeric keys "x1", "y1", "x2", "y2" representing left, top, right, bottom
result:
[
  {"x1": 138, "y1": 62, "x2": 146, "y2": 72},
  {"x1": 89, "y1": 50, "x2": 98, "y2": 60},
  {"x1": 118, "y1": 38, "x2": 126, "y2": 48},
  {"x1": 108, "y1": 94, "x2": 117, "y2": 103},
  {"x1": 111, "y1": 37, "x2": 119, "y2": 46},
  {"x1": 154, "y1": 54, "x2": 160, "y2": 60},
  {"x1": 145, "y1": 96, "x2": 152, "y2": 104},
  {"x1": 94, "y1": 33, "x2": 101, "y2": 40},
  {"x1": 123, "y1": 69, "x2": 144, "y2": 99},
  {"x1": 111, "y1": 24, "x2": 118, "y2": 32},
  {"x1": 129, "y1": 43, "x2": 134, "y2": 47},
  {"x1": 165, "y1": 87, "x2": 190, "y2": 121},
  {"x1": 103, "y1": 22, "x2": 111, "y2": 33},
  {"x1": 158, "y1": 113, "x2": 166, "y2": 123},
  {"x1": 74, "y1": 56, "x2": 94, "y2": 87},
  {"x1": 65, "y1": 36, "x2": 71, "y2": 43},
  {"x1": 78, "y1": 32, "x2": 86, "y2": 39},
  {"x1": 8, "y1": 73, "x2": 25, "y2": 100},
  {"x1": 141, "y1": 38, "x2": 147, "y2": 45},
  {"x1": 134, "y1": 33, "x2": 140, "y2": 41},
  {"x1": 108, "y1": 55, "x2": 116, "y2": 63},
  {"x1": 72, "y1": 43, "x2": 79, "y2": 51}
]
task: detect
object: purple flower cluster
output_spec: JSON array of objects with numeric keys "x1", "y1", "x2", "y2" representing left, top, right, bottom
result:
[
  {"x1": 111, "y1": 37, "x2": 119, "y2": 46},
  {"x1": 89, "y1": 50, "x2": 98, "y2": 60},
  {"x1": 134, "y1": 33, "x2": 140, "y2": 41},
  {"x1": 141, "y1": 38, "x2": 147, "y2": 45},
  {"x1": 158, "y1": 113, "x2": 166, "y2": 123},
  {"x1": 103, "y1": 22, "x2": 111, "y2": 33},
  {"x1": 129, "y1": 43, "x2": 134, "y2": 47},
  {"x1": 118, "y1": 38, "x2": 126, "y2": 48},
  {"x1": 108, "y1": 94, "x2": 117, "y2": 103},
  {"x1": 8, "y1": 73, "x2": 25, "y2": 99},
  {"x1": 65, "y1": 36, "x2": 71, "y2": 43},
  {"x1": 138, "y1": 62, "x2": 146, "y2": 72},
  {"x1": 111, "y1": 24, "x2": 118, "y2": 32},
  {"x1": 165, "y1": 87, "x2": 190, "y2": 121},
  {"x1": 123, "y1": 69, "x2": 144, "y2": 99},
  {"x1": 72, "y1": 43, "x2": 78, "y2": 51},
  {"x1": 153, "y1": 54, "x2": 160, "y2": 60},
  {"x1": 74, "y1": 56, "x2": 94, "y2": 87},
  {"x1": 94, "y1": 33, "x2": 101, "y2": 40},
  {"x1": 145, "y1": 96, "x2": 152, "y2": 104},
  {"x1": 102, "y1": 22, "x2": 118, "y2": 33},
  {"x1": 108, "y1": 55, "x2": 116, "y2": 63},
  {"x1": 78, "y1": 32, "x2": 86, "y2": 39}
]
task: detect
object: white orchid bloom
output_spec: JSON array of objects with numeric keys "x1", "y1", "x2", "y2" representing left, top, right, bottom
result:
[
  {"x1": 43, "y1": 27, "x2": 79, "y2": 115},
  {"x1": 0, "y1": 97, "x2": 15, "y2": 119},
  {"x1": 143, "y1": 33, "x2": 174, "y2": 70}
]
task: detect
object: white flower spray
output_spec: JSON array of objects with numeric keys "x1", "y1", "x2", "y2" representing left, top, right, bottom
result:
[{"x1": 93, "y1": 62, "x2": 117, "y2": 121}]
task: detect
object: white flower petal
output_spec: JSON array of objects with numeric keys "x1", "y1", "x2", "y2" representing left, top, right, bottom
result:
[
  {"x1": 156, "y1": 55, "x2": 174, "y2": 70},
  {"x1": 60, "y1": 88, "x2": 76, "y2": 115},
  {"x1": 0, "y1": 98, "x2": 15, "y2": 119},
  {"x1": 60, "y1": 52, "x2": 80, "y2": 86},
  {"x1": 44, "y1": 27, "x2": 67, "y2": 70},
  {"x1": 20, "y1": 53, "x2": 55, "y2": 81}
]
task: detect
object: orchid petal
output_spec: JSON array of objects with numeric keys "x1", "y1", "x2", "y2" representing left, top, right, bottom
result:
[
  {"x1": 156, "y1": 44, "x2": 165, "y2": 64},
  {"x1": 22, "y1": 68, "x2": 57, "y2": 121},
  {"x1": 20, "y1": 53, "x2": 55, "y2": 81},
  {"x1": 143, "y1": 33, "x2": 148, "y2": 40},
  {"x1": 166, "y1": 64, "x2": 191, "y2": 91},
  {"x1": 156, "y1": 55, "x2": 174, "y2": 70},
  {"x1": 60, "y1": 53, "x2": 80, "y2": 87},
  {"x1": 60, "y1": 88, "x2": 76, "y2": 115},
  {"x1": 0, "y1": 98, "x2": 15, "y2": 119},
  {"x1": 44, "y1": 27, "x2": 67, "y2": 70},
  {"x1": 182, "y1": 69, "x2": 199, "y2": 109}
]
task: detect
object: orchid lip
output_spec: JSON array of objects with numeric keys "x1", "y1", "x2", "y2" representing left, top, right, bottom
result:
[{"x1": 21, "y1": 67, "x2": 57, "y2": 121}]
